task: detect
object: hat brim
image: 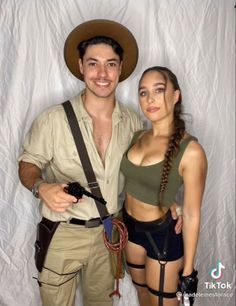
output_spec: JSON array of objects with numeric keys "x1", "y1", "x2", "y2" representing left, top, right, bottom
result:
[{"x1": 64, "y1": 19, "x2": 138, "y2": 82}]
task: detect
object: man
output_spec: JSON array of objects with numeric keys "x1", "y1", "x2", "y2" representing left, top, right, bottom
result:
[{"x1": 18, "y1": 19, "x2": 181, "y2": 306}]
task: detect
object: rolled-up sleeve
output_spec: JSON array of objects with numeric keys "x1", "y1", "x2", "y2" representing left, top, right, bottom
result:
[{"x1": 19, "y1": 109, "x2": 53, "y2": 169}]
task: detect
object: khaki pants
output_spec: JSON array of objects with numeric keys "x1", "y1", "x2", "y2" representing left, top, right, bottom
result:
[{"x1": 38, "y1": 222, "x2": 114, "y2": 306}]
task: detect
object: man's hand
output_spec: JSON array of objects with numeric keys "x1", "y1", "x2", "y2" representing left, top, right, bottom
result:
[
  {"x1": 18, "y1": 161, "x2": 78, "y2": 212},
  {"x1": 38, "y1": 182, "x2": 78, "y2": 212},
  {"x1": 170, "y1": 202, "x2": 183, "y2": 234}
]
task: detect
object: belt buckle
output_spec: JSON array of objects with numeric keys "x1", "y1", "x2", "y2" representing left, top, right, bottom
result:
[{"x1": 85, "y1": 218, "x2": 101, "y2": 228}]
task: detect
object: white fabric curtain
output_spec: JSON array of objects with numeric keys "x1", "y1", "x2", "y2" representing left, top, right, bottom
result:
[{"x1": 0, "y1": 0, "x2": 235, "y2": 305}]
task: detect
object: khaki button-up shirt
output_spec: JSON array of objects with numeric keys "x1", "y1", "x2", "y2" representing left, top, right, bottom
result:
[{"x1": 19, "y1": 91, "x2": 143, "y2": 221}]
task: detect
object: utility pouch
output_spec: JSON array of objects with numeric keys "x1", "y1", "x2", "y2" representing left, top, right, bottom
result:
[{"x1": 34, "y1": 217, "x2": 60, "y2": 272}]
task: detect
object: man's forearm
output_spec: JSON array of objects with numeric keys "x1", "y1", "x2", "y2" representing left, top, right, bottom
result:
[{"x1": 18, "y1": 161, "x2": 43, "y2": 191}]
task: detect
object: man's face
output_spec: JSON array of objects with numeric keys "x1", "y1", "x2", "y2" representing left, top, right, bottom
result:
[{"x1": 79, "y1": 43, "x2": 122, "y2": 99}]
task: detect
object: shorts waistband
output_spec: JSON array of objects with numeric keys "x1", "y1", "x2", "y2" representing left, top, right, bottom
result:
[{"x1": 123, "y1": 207, "x2": 172, "y2": 232}]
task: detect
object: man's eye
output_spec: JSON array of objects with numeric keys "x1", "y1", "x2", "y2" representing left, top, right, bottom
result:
[
  {"x1": 88, "y1": 62, "x2": 96, "y2": 66},
  {"x1": 108, "y1": 62, "x2": 117, "y2": 67}
]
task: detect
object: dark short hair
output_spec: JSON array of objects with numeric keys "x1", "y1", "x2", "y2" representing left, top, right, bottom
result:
[{"x1": 77, "y1": 36, "x2": 124, "y2": 61}]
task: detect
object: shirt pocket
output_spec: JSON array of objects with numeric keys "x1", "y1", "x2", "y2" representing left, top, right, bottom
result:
[
  {"x1": 53, "y1": 145, "x2": 85, "y2": 180},
  {"x1": 118, "y1": 134, "x2": 132, "y2": 154}
]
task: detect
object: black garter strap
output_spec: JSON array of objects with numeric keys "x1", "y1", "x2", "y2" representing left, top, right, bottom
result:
[
  {"x1": 159, "y1": 263, "x2": 166, "y2": 295},
  {"x1": 127, "y1": 261, "x2": 146, "y2": 287},
  {"x1": 132, "y1": 280, "x2": 147, "y2": 287},
  {"x1": 145, "y1": 223, "x2": 170, "y2": 306},
  {"x1": 147, "y1": 286, "x2": 177, "y2": 299},
  {"x1": 126, "y1": 261, "x2": 145, "y2": 269}
]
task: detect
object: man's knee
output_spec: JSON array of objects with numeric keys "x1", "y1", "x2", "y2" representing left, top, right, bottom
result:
[{"x1": 38, "y1": 267, "x2": 78, "y2": 306}]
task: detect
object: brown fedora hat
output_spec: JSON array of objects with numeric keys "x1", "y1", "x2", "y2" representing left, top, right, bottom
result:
[{"x1": 64, "y1": 19, "x2": 138, "y2": 82}]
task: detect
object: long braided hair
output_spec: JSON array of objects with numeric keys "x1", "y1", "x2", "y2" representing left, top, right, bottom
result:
[{"x1": 139, "y1": 66, "x2": 185, "y2": 205}]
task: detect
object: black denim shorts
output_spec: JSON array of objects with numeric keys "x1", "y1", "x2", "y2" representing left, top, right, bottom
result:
[{"x1": 123, "y1": 207, "x2": 184, "y2": 261}]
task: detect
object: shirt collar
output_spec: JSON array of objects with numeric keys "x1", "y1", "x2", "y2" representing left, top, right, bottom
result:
[{"x1": 73, "y1": 90, "x2": 123, "y2": 123}]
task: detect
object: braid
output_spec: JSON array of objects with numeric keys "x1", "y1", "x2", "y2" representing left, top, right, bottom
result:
[{"x1": 159, "y1": 111, "x2": 185, "y2": 204}]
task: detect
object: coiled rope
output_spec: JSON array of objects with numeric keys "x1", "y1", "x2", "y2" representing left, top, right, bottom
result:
[{"x1": 103, "y1": 218, "x2": 128, "y2": 298}]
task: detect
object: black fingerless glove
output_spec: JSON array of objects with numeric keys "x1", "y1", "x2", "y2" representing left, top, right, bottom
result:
[{"x1": 178, "y1": 269, "x2": 198, "y2": 306}]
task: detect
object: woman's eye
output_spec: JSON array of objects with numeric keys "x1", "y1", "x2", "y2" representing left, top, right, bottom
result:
[
  {"x1": 156, "y1": 87, "x2": 165, "y2": 93},
  {"x1": 139, "y1": 91, "x2": 146, "y2": 97}
]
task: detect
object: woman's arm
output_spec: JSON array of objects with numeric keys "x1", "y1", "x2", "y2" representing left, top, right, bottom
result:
[{"x1": 181, "y1": 141, "x2": 207, "y2": 276}]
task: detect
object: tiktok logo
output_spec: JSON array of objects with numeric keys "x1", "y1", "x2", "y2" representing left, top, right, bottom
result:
[
  {"x1": 205, "y1": 261, "x2": 231, "y2": 290},
  {"x1": 210, "y1": 261, "x2": 226, "y2": 280}
]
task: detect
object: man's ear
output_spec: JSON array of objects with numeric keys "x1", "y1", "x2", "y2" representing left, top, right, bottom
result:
[
  {"x1": 119, "y1": 61, "x2": 123, "y2": 77},
  {"x1": 78, "y1": 58, "x2": 83, "y2": 75}
]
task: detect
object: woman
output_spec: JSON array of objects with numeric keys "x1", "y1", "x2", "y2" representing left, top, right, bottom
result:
[{"x1": 120, "y1": 66, "x2": 207, "y2": 306}]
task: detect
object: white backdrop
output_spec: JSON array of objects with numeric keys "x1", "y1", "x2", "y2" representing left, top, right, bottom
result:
[{"x1": 0, "y1": 0, "x2": 235, "y2": 305}]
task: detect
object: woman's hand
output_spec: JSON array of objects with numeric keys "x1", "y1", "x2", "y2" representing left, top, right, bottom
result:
[{"x1": 170, "y1": 202, "x2": 183, "y2": 234}]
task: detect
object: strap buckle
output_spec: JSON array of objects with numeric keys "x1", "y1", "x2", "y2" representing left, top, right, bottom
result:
[
  {"x1": 87, "y1": 181, "x2": 99, "y2": 189},
  {"x1": 85, "y1": 218, "x2": 101, "y2": 228}
]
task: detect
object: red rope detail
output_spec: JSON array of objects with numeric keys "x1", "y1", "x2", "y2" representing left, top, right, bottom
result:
[{"x1": 103, "y1": 218, "x2": 128, "y2": 298}]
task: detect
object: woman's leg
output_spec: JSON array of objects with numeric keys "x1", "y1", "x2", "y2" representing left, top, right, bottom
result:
[
  {"x1": 125, "y1": 241, "x2": 151, "y2": 306},
  {"x1": 146, "y1": 256, "x2": 184, "y2": 306}
]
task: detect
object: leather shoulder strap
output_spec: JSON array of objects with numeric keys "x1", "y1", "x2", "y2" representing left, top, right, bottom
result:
[{"x1": 62, "y1": 100, "x2": 109, "y2": 218}]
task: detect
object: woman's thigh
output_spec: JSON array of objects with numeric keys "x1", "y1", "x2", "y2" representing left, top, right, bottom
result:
[
  {"x1": 146, "y1": 256, "x2": 184, "y2": 306},
  {"x1": 125, "y1": 240, "x2": 147, "y2": 284}
]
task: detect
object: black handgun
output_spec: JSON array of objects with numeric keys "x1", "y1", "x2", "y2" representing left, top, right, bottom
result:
[{"x1": 65, "y1": 182, "x2": 107, "y2": 205}]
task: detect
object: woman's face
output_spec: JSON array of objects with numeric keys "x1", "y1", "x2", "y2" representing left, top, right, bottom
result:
[{"x1": 138, "y1": 70, "x2": 180, "y2": 123}]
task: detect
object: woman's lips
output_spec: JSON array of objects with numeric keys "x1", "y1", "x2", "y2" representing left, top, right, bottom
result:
[{"x1": 146, "y1": 106, "x2": 160, "y2": 113}]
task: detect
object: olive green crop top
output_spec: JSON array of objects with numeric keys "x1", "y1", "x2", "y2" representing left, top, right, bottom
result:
[{"x1": 120, "y1": 130, "x2": 197, "y2": 208}]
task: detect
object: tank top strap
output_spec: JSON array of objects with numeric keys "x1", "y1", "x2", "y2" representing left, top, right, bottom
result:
[
  {"x1": 128, "y1": 130, "x2": 145, "y2": 149},
  {"x1": 174, "y1": 135, "x2": 198, "y2": 165}
]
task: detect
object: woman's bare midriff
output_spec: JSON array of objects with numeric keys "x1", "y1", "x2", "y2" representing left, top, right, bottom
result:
[{"x1": 125, "y1": 193, "x2": 169, "y2": 221}]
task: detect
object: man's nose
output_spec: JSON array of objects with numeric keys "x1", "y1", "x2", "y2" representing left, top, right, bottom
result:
[{"x1": 97, "y1": 65, "x2": 107, "y2": 77}]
